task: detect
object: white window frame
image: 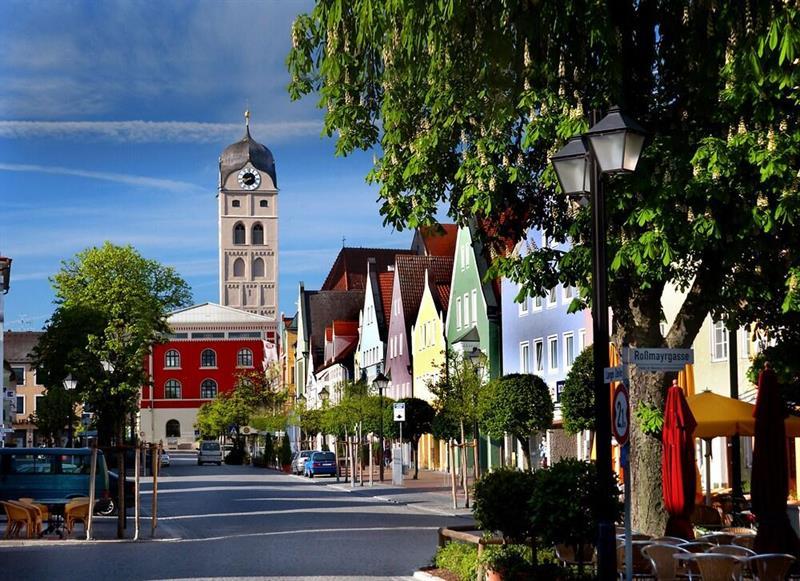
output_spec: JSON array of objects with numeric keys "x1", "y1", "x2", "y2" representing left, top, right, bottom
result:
[
  {"x1": 548, "y1": 335, "x2": 559, "y2": 372},
  {"x1": 564, "y1": 332, "x2": 575, "y2": 370},
  {"x1": 456, "y1": 297, "x2": 462, "y2": 329},
  {"x1": 532, "y1": 295, "x2": 543, "y2": 311},
  {"x1": 471, "y1": 290, "x2": 478, "y2": 324},
  {"x1": 463, "y1": 293, "x2": 470, "y2": 327},
  {"x1": 578, "y1": 328, "x2": 587, "y2": 351},
  {"x1": 34, "y1": 394, "x2": 44, "y2": 412},
  {"x1": 518, "y1": 295, "x2": 529, "y2": 316},
  {"x1": 520, "y1": 341, "x2": 530, "y2": 374},
  {"x1": 534, "y1": 338, "x2": 544, "y2": 373},
  {"x1": 547, "y1": 287, "x2": 558, "y2": 308},
  {"x1": 711, "y1": 320, "x2": 729, "y2": 362}
]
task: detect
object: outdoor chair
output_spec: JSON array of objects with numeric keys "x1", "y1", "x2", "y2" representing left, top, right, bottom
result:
[
  {"x1": 616, "y1": 541, "x2": 655, "y2": 579},
  {"x1": 709, "y1": 545, "x2": 756, "y2": 558},
  {"x1": 1, "y1": 500, "x2": 34, "y2": 538},
  {"x1": 721, "y1": 527, "x2": 756, "y2": 536},
  {"x1": 65, "y1": 498, "x2": 91, "y2": 535},
  {"x1": 554, "y1": 543, "x2": 596, "y2": 567},
  {"x1": 698, "y1": 532, "x2": 736, "y2": 545},
  {"x1": 651, "y1": 536, "x2": 689, "y2": 545},
  {"x1": 732, "y1": 535, "x2": 756, "y2": 550},
  {"x1": 4, "y1": 500, "x2": 42, "y2": 538},
  {"x1": 642, "y1": 542, "x2": 689, "y2": 581},
  {"x1": 618, "y1": 533, "x2": 655, "y2": 541},
  {"x1": 748, "y1": 553, "x2": 796, "y2": 581},
  {"x1": 692, "y1": 553, "x2": 742, "y2": 581},
  {"x1": 18, "y1": 498, "x2": 49, "y2": 522}
]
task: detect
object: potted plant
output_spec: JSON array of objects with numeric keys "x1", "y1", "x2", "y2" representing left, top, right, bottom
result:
[
  {"x1": 473, "y1": 468, "x2": 537, "y2": 545},
  {"x1": 279, "y1": 436, "x2": 292, "y2": 473},
  {"x1": 479, "y1": 545, "x2": 533, "y2": 581}
]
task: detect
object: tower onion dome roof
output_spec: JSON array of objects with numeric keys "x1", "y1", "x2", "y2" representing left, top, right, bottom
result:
[{"x1": 220, "y1": 126, "x2": 277, "y2": 187}]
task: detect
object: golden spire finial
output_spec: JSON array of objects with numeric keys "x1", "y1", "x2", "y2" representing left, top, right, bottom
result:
[{"x1": 244, "y1": 109, "x2": 250, "y2": 128}]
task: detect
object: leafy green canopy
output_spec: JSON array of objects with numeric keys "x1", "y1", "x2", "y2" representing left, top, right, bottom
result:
[
  {"x1": 35, "y1": 243, "x2": 191, "y2": 443},
  {"x1": 289, "y1": 0, "x2": 800, "y2": 532},
  {"x1": 479, "y1": 373, "x2": 554, "y2": 442},
  {"x1": 561, "y1": 345, "x2": 595, "y2": 434}
]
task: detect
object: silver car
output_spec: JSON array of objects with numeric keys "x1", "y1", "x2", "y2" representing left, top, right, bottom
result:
[{"x1": 292, "y1": 450, "x2": 316, "y2": 475}]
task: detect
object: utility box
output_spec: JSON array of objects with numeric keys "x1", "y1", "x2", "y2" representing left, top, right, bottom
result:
[{"x1": 392, "y1": 447, "x2": 403, "y2": 485}]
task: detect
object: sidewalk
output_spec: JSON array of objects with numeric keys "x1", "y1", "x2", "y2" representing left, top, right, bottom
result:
[{"x1": 296, "y1": 464, "x2": 476, "y2": 519}]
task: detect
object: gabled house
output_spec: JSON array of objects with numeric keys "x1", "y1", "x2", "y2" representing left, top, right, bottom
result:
[
  {"x1": 355, "y1": 259, "x2": 396, "y2": 385},
  {"x1": 501, "y1": 230, "x2": 592, "y2": 466},
  {"x1": 279, "y1": 314, "x2": 297, "y2": 397},
  {"x1": 385, "y1": 255, "x2": 454, "y2": 400},
  {"x1": 294, "y1": 284, "x2": 363, "y2": 408},
  {"x1": 316, "y1": 320, "x2": 360, "y2": 403},
  {"x1": 445, "y1": 225, "x2": 502, "y2": 377},
  {"x1": 411, "y1": 269, "x2": 452, "y2": 403}
]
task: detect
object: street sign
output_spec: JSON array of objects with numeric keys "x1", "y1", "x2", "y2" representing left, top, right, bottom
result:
[
  {"x1": 612, "y1": 384, "x2": 630, "y2": 446},
  {"x1": 624, "y1": 347, "x2": 693, "y2": 371},
  {"x1": 604, "y1": 365, "x2": 625, "y2": 383},
  {"x1": 393, "y1": 403, "x2": 406, "y2": 422}
]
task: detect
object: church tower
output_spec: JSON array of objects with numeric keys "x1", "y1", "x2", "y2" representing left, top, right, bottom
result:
[{"x1": 218, "y1": 111, "x2": 278, "y2": 336}]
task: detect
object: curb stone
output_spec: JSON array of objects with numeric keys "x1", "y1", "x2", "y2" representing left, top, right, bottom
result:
[{"x1": 413, "y1": 570, "x2": 447, "y2": 581}]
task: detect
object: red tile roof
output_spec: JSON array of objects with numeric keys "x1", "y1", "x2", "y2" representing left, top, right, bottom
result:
[
  {"x1": 394, "y1": 255, "x2": 454, "y2": 331},
  {"x1": 434, "y1": 283, "x2": 451, "y2": 317},
  {"x1": 332, "y1": 320, "x2": 359, "y2": 337},
  {"x1": 321, "y1": 247, "x2": 414, "y2": 291},
  {"x1": 377, "y1": 271, "x2": 395, "y2": 326},
  {"x1": 418, "y1": 224, "x2": 458, "y2": 257}
]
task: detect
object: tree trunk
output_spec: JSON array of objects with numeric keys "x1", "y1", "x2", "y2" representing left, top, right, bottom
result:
[
  {"x1": 413, "y1": 437, "x2": 419, "y2": 479},
  {"x1": 629, "y1": 367, "x2": 669, "y2": 535},
  {"x1": 459, "y1": 420, "x2": 469, "y2": 508},
  {"x1": 517, "y1": 435, "x2": 531, "y2": 471}
]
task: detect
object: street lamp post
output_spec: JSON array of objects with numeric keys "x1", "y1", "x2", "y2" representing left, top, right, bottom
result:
[
  {"x1": 372, "y1": 372, "x2": 389, "y2": 482},
  {"x1": 296, "y1": 393, "x2": 306, "y2": 450},
  {"x1": 63, "y1": 374, "x2": 77, "y2": 447},
  {"x1": 551, "y1": 106, "x2": 646, "y2": 580}
]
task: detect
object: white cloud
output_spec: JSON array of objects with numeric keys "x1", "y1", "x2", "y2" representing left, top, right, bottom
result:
[
  {"x1": 0, "y1": 120, "x2": 322, "y2": 144},
  {"x1": 0, "y1": 162, "x2": 203, "y2": 192}
]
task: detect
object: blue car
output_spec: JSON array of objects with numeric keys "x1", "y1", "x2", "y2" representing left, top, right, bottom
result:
[{"x1": 304, "y1": 451, "x2": 337, "y2": 478}]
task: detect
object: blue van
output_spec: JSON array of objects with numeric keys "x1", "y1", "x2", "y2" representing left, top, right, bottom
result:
[{"x1": 0, "y1": 448, "x2": 110, "y2": 502}]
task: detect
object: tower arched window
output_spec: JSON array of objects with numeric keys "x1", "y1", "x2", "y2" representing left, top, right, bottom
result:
[
  {"x1": 200, "y1": 379, "x2": 217, "y2": 399},
  {"x1": 201, "y1": 349, "x2": 217, "y2": 368},
  {"x1": 233, "y1": 223, "x2": 245, "y2": 245},
  {"x1": 252, "y1": 223, "x2": 264, "y2": 245},
  {"x1": 233, "y1": 257, "x2": 245, "y2": 278},
  {"x1": 166, "y1": 419, "x2": 181, "y2": 437},
  {"x1": 165, "y1": 349, "x2": 180, "y2": 368},
  {"x1": 260, "y1": 200, "x2": 268, "y2": 208},
  {"x1": 253, "y1": 257, "x2": 265, "y2": 278},
  {"x1": 237, "y1": 348, "x2": 253, "y2": 367},
  {"x1": 164, "y1": 380, "x2": 181, "y2": 399}
]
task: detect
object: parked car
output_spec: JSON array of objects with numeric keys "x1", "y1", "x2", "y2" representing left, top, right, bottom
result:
[
  {"x1": 304, "y1": 451, "x2": 337, "y2": 478},
  {"x1": 291, "y1": 450, "x2": 316, "y2": 475},
  {"x1": 160, "y1": 452, "x2": 170, "y2": 467},
  {"x1": 0, "y1": 448, "x2": 110, "y2": 504},
  {"x1": 96, "y1": 470, "x2": 136, "y2": 516},
  {"x1": 198, "y1": 441, "x2": 222, "y2": 465}
]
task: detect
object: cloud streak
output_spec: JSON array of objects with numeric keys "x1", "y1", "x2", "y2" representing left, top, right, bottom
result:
[
  {"x1": 0, "y1": 120, "x2": 322, "y2": 144},
  {"x1": 0, "y1": 162, "x2": 204, "y2": 192}
]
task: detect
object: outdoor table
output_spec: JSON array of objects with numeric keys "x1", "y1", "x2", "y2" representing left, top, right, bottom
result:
[{"x1": 35, "y1": 499, "x2": 70, "y2": 538}]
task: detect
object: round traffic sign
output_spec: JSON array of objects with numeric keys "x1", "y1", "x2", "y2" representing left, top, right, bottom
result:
[{"x1": 612, "y1": 385, "x2": 630, "y2": 445}]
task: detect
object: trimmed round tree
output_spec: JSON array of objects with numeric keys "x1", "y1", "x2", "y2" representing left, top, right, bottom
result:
[
  {"x1": 561, "y1": 345, "x2": 595, "y2": 435},
  {"x1": 397, "y1": 397, "x2": 435, "y2": 479},
  {"x1": 479, "y1": 373, "x2": 553, "y2": 471}
]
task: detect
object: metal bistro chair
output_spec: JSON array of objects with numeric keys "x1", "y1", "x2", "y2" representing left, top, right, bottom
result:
[
  {"x1": 698, "y1": 532, "x2": 736, "y2": 546},
  {"x1": 709, "y1": 545, "x2": 756, "y2": 579},
  {"x1": 692, "y1": 553, "x2": 743, "y2": 581},
  {"x1": 642, "y1": 543, "x2": 689, "y2": 581},
  {"x1": 678, "y1": 542, "x2": 715, "y2": 553},
  {"x1": 651, "y1": 536, "x2": 689, "y2": 545},
  {"x1": 748, "y1": 553, "x2": 797, "y2": 581},
  {"x1": 732, "y1": 535, "x2": 756, "y2": 550},
  {"x1": 554, "y1": 543, "x2": 596, "y2": 568},
  {"x1": 617, "y1": 541, "x2": 656, "y2": 579}
]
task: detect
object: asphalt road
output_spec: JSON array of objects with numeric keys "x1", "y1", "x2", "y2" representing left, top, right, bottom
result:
[{"x1": 0, "y1": 451, "x2": 464, "y2": 580}]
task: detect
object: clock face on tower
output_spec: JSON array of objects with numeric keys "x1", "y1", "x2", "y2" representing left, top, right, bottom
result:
[{"x1": 237, "y1": 167, "x2": 261, "y2": 190}]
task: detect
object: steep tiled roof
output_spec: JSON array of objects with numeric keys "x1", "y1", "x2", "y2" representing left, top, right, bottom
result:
[
  {"x1": 377, "y1": 271, "x2": 395, "y2": 327},
  {"x1": 307, "y1": 290, "x2": 364, "y2": 371},
  {"x1": 395, "y1": 255, "x2": 454, "y2": 332},
  {"x1": 434, "y1": 283, "x2": 451, "y2": 317},
  {"x1": 3, "y1": 331, "x2": 43, "y2": 362},
  {"x1": 332, "y1": 320, "x2": 359, "y2": 337},
  {"x1": 321, "y1": 247, "x2": 413, "y2": 291},
  {"x1": 418, "y1": 224, "x2": 458, "y2": 257}
]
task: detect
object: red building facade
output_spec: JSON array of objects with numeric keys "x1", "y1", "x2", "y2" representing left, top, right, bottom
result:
[{"x1": 140, "y1": 303, "x2": 276, "y2": 448}]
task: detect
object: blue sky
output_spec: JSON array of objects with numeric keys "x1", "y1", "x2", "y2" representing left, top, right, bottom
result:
[{"x1": 0, "y1": 0, "x2": 412, "y2": 330}]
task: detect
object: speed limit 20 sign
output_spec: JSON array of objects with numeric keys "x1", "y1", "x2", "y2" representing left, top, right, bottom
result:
[{"x1": 612, "y1": 384, "x2": 630, "y2": 446}]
